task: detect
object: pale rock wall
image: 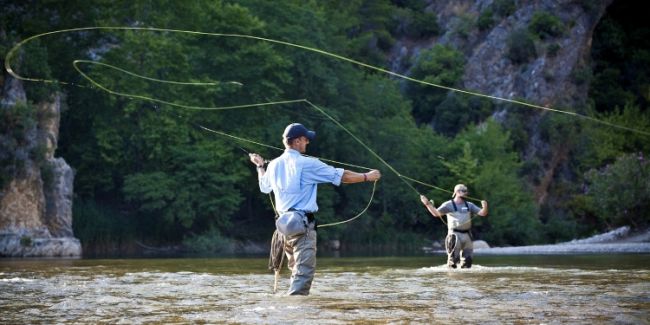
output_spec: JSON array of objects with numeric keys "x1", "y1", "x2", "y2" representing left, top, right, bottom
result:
[
  {"x1": 0, "y1": 77, "x2": 81, "y2": 257},
  {"x1": 389, "y1": 0, "x2": 613, "y2": 205}
]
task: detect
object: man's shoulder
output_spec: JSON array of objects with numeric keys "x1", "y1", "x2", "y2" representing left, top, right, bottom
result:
[
  {"x1": 438, "y1": 200, "x2": 454, "y2": 211},
  {"x1": 467, "y1": 201, "x2": 479, "y2": 208},
  {"x1": 299, "y1": 155, "x2": 328, "y2": 167},
  {"x1": 440, "y1": 200, "x2": 453, "y2": 206}
]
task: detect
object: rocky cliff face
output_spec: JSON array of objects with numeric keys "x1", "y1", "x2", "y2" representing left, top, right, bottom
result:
[
  {"x1": 0, "y1": 77, "x2": 81, "y2": 257},
  {"x1": 390, "y1": 0, "x2": 613, "y2": 204}
]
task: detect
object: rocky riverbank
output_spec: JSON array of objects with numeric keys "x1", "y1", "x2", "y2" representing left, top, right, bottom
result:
[{"x1": 476, "y1": 226, "x2": 650, "y2": 254}]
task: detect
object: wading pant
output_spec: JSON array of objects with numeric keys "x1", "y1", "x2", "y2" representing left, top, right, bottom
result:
[
  {"x1": 284, "y1": 221, "x2": 316, "y2": 295},
  {"x1": 446, "y1": 231, "x2": 473, "y2": 268}
]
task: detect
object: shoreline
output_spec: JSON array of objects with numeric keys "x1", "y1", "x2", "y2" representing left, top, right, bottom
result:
[{"x1": 475, "y1": 226, "x2": 650, "y2": 255}]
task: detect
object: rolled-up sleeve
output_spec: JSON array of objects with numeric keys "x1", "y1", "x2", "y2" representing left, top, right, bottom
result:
[
  {"x1": 303, "y1": 158, "x2": 344, "y2": 186},
  {"x1": 259, "y1": 172, "x2": 272, "y2": 194},
  {"x1": 469, "y1": 202, "x2": 481, "y2": 214}
]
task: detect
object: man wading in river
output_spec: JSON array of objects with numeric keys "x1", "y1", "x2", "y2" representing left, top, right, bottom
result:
[
  {"x1": 420, "y1": 184, "x2": 488, "y2": 268},
  {"x1": 249, "y1": 123, "x2": 381, "y2": 295}
]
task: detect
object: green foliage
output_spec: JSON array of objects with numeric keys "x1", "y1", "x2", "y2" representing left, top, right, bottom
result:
[
  {"x1": 182, "y1": 227, "x2": 234, "y2": 254},
  {"x1": 17, "y1": 40, "x2": 58, "y2": 102},
  {"x1": 529, "y1": 11, "x2": 564, "y2": 39},
  {"x1": 393, "y1": 7, "x2": 441, "y2": 38},
  {"x1": 72, "y1": 199, "x2": 135, "y2": 254},
  {"x1": 407, "y1": 45, "x2": 465, "y2": 124},
  {"x1": 493, "y1": 0, "x2": 516, "y2": 17},
  {"x1": 441, "y1": 142, "x2": 478, "y2": 183},
  {"x1": 411, "y1": 11, "x2": 440, "y2": 38},
  {"x1": 585, "y1": 153, "x2": 650, "y2": 228},
  {"x1": 0, "y1": 101, "x2": 36, "y2": 146},
  {"x1": 449, "y1": 120, "x2": 540, "y2": 245},
  {"x1": 507, "y1": 28, "x2": 537, "y2": 64},
  {"x1": 20, "y1": 236, "x2": 32, "y2": 247},
  {"x1": 123, "y1": 143, "x2": 246, "y2": 232},
  {"x1": 572, "y1": 66, "x2": 593, "y2": 85},
  {"x1": 541, "y1": 212, "x2": 580, "y2": 243},
  {"x1": 590, "y1": 3, "x2": 650, "y2": 111},
  {"x1": 547, "y1": 43, "x2": 561, "y2": 57},
  {"x1": 477, "y1": 8, "x2": 495, "y2": 31},
  {"x1": 452, "y1": 14, "x2": 475, "y2": 40},
  {"x1": 431, "y1": 93, "x2": 494, "y2": 136},
  {"x1": 579, "y1": 103, "x2": 650, "y2": 167},
  {"x1": 0, "y1": 102, "x2": 37, "y2": 188}
]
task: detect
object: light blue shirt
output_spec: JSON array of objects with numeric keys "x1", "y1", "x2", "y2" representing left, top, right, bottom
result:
[{"x1": 259, "y1": 149, "x2": 344, "y2": 213}]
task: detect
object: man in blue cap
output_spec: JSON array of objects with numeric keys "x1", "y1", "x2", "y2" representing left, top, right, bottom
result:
[{"x1": 249, "y1": 122, "x2": 381, "y2": 295}]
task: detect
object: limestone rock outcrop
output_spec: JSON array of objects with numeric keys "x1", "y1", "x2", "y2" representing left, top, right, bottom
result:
[
  {"x1": 389, "y1": 0, "x2": 614, "y2": 205},
  {"x1": 0, "y1": 77, "x2": 81, "y2": 257}
]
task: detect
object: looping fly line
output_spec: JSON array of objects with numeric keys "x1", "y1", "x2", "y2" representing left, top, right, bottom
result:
[{"x1": 7, "y1": 26, "x2": 642, "y2": 227}]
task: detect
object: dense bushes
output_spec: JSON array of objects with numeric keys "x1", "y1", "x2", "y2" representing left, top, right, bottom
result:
[
  {"x1": 585, "y1": 153, "x2": 650, "y2": 228},
  {"x1": 507, "y1": 28, "x2": 537, "y2": 64},
  {"x1": 529, "y1": 11, "x2": 564, "y2": 39},
  {"x1": 407, "y1": 44, "x2": 465, "y2": 125}
]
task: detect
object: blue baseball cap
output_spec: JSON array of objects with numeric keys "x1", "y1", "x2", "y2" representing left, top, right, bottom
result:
[{"x1": 283, "y1": 123, "x2": 316, "y2": 140}]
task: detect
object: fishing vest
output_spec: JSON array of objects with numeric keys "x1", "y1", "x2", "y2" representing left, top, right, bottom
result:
[{"x1": 447, "y1": 200, "x2": 472, "y2": 231}]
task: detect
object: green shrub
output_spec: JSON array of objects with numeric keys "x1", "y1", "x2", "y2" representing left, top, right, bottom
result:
[
  {"x1": 493, "y1": 0, "x2": 516, "y2": 17},
  {"x1": 413, "y1": 11, "x2": 440, "y2": 37},
  {"x1": 20, "y1": 236, "x2": 32, "y2": 247},
  {"x1": 1, "y1": 101, "x2": 36, "y2": 146},
  {"x1": 529, "y1": 11, "x2": 564, "y2": 39},
  {"x1": 572, "y1": 66, "x2": 592, "y2": 85},
  {"x1": 17, "y1": 40, "x2": 58, "y2": 102},
  {"x1": 72, "y1": 199, "x2": 135, "y2": 249},
  {"x1": 541, "y1": 211, "x2": 581, "y2": 243},
  {"x1": 507, "y1": 28, "x2": 537, "y2": 64},
  {"x1": 0, "y1": 102, "x2": 37, "y2": 189},
  {"x1": 452, "y1": 14, "x2": 475, "y2": 39},
  {"x1": 407, "y1": 45, "x2": 465, "y2": 124},
  {"x1": 478, "y1": 8, "x2": 495, "y2": 31},
  {"x1": 585, "y1": 153, "x2": 650, "y2": 228},
  {"x1": 40, "y1": 161, "x2": 55, "y2": 189},
  {"x1": 547, "y1": 43, "x2": 561, "y2": 57},
  {"x1": 182, "y1": 227, "x2": 234, "y2": 254},
  {"x1": 376, "y1": 29, "x2": 395, "y2": 51}
]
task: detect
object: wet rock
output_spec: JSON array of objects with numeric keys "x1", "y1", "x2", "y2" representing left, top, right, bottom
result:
[{"x1": 0, "y1": 233, "x2": 81, "y2": 257}]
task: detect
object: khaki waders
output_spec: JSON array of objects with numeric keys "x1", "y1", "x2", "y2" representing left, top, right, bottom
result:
[
  {"x1": 284, "y1": 221, "x2": 317, "y2": 295},
  {"x1": 446, "y1": 230, "x2": 473, "y2": 268}
]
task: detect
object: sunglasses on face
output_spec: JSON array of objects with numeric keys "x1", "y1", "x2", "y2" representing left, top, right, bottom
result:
[{"x1": 458, "y1": 189, "x2": 468, "y2": 193}]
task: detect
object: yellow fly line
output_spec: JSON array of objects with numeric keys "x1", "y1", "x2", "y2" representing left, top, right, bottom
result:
[{"x1": 5, "y1": 26, "x2": 646, "y2": 227}]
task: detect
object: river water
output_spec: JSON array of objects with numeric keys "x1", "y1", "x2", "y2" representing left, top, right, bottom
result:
[{"x1": 1, "y1": 254, "x2": 649, "y2": 324}]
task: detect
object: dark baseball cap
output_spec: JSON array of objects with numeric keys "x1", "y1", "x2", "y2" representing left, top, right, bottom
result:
[{"x1": 283, "y1": 123, "x2": 316, "y2": 140}]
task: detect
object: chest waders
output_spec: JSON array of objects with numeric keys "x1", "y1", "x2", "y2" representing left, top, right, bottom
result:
[
  {"x1": 445, "y1": 200, "x2": 473, "y2": 268},
  {"x1": 268, "y1": 208, "x2": 318, "y2": 295}
]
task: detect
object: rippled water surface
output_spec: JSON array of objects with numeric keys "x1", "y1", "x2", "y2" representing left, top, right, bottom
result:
[{"x1": 1, "y1": 255, "x2": 649, "y2": 324}]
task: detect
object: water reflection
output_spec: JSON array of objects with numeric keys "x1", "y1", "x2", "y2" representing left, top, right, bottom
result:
[{"x1": 1, "y1": 255, "x2": 648, "y2": 324}]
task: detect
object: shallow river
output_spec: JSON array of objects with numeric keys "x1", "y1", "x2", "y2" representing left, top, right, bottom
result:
[{"x1": 1, "y1": 254, "x2": 649, "y2": 324}]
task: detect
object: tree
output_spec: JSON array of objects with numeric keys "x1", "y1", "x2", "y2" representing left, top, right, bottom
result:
[
  {"x1": 585, "y1": 153, "x2": 650, "y2": 228},
  {"x1": 450, "y1": 120, "x2": 540, "y2": 245},
  {"x1": 406, "y1": 45, "x2": 465, "y2": 125}
]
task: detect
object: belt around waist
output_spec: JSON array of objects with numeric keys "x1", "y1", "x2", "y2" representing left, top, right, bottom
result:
[
  {"x1": 287, "y1": 208, "x2": 315, "y2": 223},
  {"x1": 452, "y1": 228, "x2": 470, "y2": 233}
]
